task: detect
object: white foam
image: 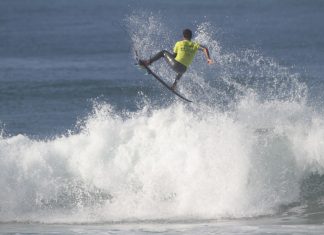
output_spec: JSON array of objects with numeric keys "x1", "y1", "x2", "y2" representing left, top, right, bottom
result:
[{"x1": 1, "y1": 97, "x2": 324, "y2": 223}]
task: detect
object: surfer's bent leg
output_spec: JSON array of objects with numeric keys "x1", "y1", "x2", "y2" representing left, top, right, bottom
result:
[
  {"x1": 148, "y1": 50, "x2": 170, "y2": 64},
  {"x1": 149, "y1": 50, "x2": 176, "y2": 65},
  {"x1": 149, "y1": 51, "x2": 163, "y2": 63},
  {"x1": 171, "y1": 73, "x2": 184, "y2": 90},
  {"x1": 149, "y1": 50, "x2": 186, "y2": 73},
  {"x1": 149, "y1": 50, "x2": 186, "y2": 90},
  {"x1": 161, "y1": 51, "x2": 187, "y2": 75}
]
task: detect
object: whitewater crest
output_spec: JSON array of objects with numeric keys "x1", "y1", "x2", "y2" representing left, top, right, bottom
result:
[
  {"x1": 1, "y1": 97, "x2": 324, "y2": 223},
  {"x1": 1, "y1": 13, "x2": 323, "y2": 224}
]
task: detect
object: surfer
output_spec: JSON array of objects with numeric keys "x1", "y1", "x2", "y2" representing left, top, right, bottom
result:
[{"x1": 139, "y1": 29, "x2": 213, "y2": 90}]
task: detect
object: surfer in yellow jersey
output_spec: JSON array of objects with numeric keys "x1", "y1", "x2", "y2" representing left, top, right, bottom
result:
[{"x1": 139, "y1": 29, "x2": 213, "y2": 90}]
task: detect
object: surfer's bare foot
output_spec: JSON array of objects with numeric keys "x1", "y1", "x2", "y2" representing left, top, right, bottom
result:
[{"x1": 139, "y1": 60, "x2": 150, "y2": 66}]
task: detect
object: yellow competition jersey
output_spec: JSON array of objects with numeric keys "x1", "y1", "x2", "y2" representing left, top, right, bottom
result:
[{"x1": 173, "y1": 40, "x2": 200, "y2": 67}]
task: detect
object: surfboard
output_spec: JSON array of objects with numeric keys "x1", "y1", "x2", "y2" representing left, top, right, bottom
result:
[{"x1": 135, "y1": 52, "x2": 192, "y2": 103}]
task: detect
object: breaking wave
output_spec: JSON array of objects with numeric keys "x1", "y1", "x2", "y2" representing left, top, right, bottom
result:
[{"x1": 1, "y1": 13, "x2": 324, "y2": 224}]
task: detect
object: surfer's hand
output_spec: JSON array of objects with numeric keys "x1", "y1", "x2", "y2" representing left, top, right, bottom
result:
[{"x1": 207, "y1": 59, "x2": 214, "y2": 64}]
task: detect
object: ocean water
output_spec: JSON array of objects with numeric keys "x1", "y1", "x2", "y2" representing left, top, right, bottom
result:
[{"x1": 1, "y1": 0, "x2": 324, "y2": 234}]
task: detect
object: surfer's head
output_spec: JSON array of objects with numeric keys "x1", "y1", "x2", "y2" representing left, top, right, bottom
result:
[{"x1": 183, "y1": 29, "x2": 192, "y2": 40}]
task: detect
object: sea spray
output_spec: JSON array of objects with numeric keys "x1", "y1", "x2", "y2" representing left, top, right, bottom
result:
[{"x1": 1, "y1": 98, "x2": 324, "y2": 223}]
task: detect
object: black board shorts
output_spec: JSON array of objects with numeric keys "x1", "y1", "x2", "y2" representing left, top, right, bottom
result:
[{"x1": 150, "y1": 50, "x2": 187, "y2": 75}]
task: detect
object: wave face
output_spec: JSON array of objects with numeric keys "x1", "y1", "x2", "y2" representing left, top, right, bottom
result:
[{"x1": 1, "y1": 13, "x2": 324, "y2": 224}]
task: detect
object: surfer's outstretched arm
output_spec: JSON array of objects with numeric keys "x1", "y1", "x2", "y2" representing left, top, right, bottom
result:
[{"x1": 200, "y1": 45, "x2": 213, "y2": 64}]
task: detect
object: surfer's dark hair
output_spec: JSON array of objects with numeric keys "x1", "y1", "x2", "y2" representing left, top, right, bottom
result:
[{"x1": 183, "y1": 29, "x2": 192, "y2": 40}]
